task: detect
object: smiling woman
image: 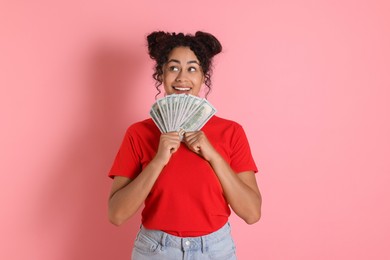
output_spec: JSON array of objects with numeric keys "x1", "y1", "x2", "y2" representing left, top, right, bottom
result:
[
  {"x1": 107, "y1": 31, "x2": 261, "y2": 260},
  {"x1": 162, "y1": 47, "x2": 204, "y2": 96},
  {"x1": 147, "y1": 31, "x2": 222, "y2": 98}
]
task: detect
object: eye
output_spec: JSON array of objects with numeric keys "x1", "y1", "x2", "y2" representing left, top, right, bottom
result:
[
  {"x1": 168, "y1": 66, "x2": 180, "y2": 72},
  {"x1": 188, "y1": 67, "x2": 197, "y2": 72}
]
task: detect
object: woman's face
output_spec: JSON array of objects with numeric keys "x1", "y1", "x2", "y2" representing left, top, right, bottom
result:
[{"x1": 162, "y1": 46, "x2": 205, "y2": 96}]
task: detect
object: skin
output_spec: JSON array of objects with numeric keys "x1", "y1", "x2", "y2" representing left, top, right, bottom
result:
[
  {"x1": 108, "y1": 47, "x2": 262, "y2": 226},
  {"x1": 161, "y1": 46, "x2": 205, "y2": 96}
]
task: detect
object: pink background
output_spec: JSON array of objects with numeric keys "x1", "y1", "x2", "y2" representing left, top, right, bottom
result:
[{"x1": 1, "y1": 0, "x2": 389, "y2": 259}]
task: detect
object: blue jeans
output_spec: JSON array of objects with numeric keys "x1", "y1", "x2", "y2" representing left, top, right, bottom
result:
[{"x1": 131, "y1": 222, "x2": 237, "y2": 260}]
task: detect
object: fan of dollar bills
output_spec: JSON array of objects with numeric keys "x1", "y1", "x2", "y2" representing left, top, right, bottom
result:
[{"x1": 150, "y1": 94, "x2": 217, "y2": 136}]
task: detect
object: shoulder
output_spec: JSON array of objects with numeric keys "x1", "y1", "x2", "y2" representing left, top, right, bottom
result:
[
  {"x1": 125, "y1": 118, "x2": 159, "y2": 137},
  {"x1": 203, "y1": 116, "x2": 248, "y2": 140},
  {"x1": 127, "y1": 118, "x2": 155, "y2": 129},
  {"x1": 206, "y1": 115, "x2": 244, "y2": 131}
]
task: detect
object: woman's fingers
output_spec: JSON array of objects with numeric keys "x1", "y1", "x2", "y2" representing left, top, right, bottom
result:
[
  {"x1": 163, "y1": 132, "x2": 181, "y2": 152},
  {"x1": 183, "y1": 131, "x2": 218, "y2": 161},
  {"x1": 184, "y1": 131, "x2": 200, "y2": 143},
  {"x1": 155, "y1": 132, "x2": 181, "y2": 165},
  {"x1": 184, "y1": 131, "x2": 204, "y2": 153}
]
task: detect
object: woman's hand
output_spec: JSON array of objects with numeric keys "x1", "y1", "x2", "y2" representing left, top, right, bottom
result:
[
  {"x1": 183, "y1": 131, "x2": 218, "y2": 161},
  {"x1": 154, "y1": 132, "x2": 181, "y2": 166}
]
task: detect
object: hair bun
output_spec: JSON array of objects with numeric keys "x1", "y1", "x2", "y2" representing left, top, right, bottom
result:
[
  {"x1": 195, "y1": 31, "x2": 222, "y2": 58},
  {"x1": 147, "y1": 31, "x2": 170, "y2": 60}
]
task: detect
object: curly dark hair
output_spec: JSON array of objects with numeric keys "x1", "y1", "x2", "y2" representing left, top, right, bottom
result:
[{"x1": 147, "y1": 31, "x2": 222, "y2": 98}]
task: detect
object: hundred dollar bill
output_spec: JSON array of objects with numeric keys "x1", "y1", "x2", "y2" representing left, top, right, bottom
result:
[
  {"x1": 150, "y1": 94, "x2": 217, "y2": 135},
  {"x1": 157, "y1": 97, "x2": 171, "y2": 131},
  {"x1": 150, "y1": 107, "x2": 166, "y2": 133},
  {"x1": 180, "y1": 99, "x2": 216, "y2": 132}
]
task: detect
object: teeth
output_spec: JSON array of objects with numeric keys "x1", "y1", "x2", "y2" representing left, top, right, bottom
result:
[{"x1": 173, "y1": 86, "x2": 190, "y2": 91}]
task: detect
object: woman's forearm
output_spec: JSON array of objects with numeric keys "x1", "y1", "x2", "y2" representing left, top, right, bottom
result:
[
  {"x1": 108, "y1": 159, "x2": 165, "y2": 226},
  {"x1": 209, "y1": 154, "x2": 262, "y2": 224},
  {"x1": 109, "y1": 132, "x2": 181, "y2": 226}
]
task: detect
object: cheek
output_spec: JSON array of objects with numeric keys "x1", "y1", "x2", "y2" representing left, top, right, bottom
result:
[
  {"x1": 162, "y1": 73, "x2": 173, "y2": 85},
  {"x1": 196, "y1": 75, "x2": 205, "y2": 85}
]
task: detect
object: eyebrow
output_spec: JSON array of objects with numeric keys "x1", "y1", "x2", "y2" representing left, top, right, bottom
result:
[{"x1": 167, "y1": 59, "x2": 200, "y2": 65}]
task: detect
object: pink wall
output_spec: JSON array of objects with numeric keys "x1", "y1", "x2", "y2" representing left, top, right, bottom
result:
[{"x1": 1, "y1": 0, "x2": 389, "y2": 259}]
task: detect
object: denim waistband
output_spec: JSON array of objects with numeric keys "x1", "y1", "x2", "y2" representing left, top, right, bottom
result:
[{"x1": 138, "y1": 222, "x2": 231, "y2": 252}]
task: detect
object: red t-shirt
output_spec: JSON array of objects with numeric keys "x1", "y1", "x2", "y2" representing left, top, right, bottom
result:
[{"x1": 109, "y1": 116, "x2": 258, "y2": 237}]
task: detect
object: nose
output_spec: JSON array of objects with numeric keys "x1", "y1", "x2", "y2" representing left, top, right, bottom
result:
[{"x1": 175, "y1": 70, "x2": 187, "y2": 82}]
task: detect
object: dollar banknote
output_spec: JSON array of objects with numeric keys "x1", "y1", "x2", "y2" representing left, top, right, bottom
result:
[{"x1": 150, "y1": 94, "x2": 217, "y2": 136}]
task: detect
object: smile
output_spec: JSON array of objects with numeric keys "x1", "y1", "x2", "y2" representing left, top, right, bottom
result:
[{"x1": 173, "y1": 86, "x2": 191, "y2": 91}]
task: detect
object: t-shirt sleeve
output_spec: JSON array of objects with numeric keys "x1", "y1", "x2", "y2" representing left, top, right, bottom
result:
[
  {"x1": 230, "y1": 125, "x2": 258, "y2": 174},
  {"x1": 108, "y1": 127, "x2": 142, "y2": 179}
]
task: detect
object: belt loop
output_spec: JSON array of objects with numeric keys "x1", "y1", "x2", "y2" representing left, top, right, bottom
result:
[
  {"x1": 135, "y1": 225, "x2": 143, "y2": 240},
  {"x1": 161, "y1": 232, "x2": 168, "y2": 251},
  {"x1": 201, "y1": 236, "x2": 207, "y2": 253}
]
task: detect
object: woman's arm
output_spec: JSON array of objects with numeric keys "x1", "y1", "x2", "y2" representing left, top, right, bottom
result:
[
  {"x1": 208, "y1": 162, "x2": 261, "y2": 224},
  {"x1": 108, "y1": 132, "x2": 181, "y2": 226},
  {"x1": 184, "y1": 131, "x2": 261, "y2": 224}
]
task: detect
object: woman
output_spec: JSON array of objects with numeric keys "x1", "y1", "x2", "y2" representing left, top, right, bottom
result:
[{"x1": 108, "y1": 31, "x2": 261, "y2": 260}]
